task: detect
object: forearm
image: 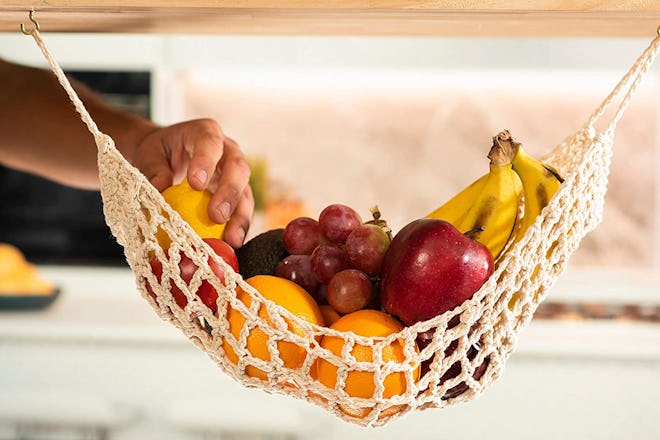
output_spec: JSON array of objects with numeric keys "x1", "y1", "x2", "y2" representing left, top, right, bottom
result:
[{"x1": 0, "y1": 59, "x2": 157, "y2": 189}]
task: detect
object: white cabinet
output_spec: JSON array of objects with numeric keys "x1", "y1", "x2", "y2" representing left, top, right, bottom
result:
[{"x1": 1, "y1": 266, "x2": 659, "y2": 439}]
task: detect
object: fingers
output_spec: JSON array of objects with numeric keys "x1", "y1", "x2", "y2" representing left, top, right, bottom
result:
[
  {"x1": 179, "y1": 120, "x2": 252, "y2": 245},
  {"x1": 144, "y1": 163, "x2": 174, "y2": 193},
  {"x1": 134, "y1": 118, "x2": 253, "y2": 247},
  {"x1": 207, "y1": 137, "x2": 252, "y2": 226},
  {"x1": 183, "y1": 119, "x2": 226, "y2": 191},
  {"x1": 222, "y1": 185, "x2": 255, "y2": 249}
]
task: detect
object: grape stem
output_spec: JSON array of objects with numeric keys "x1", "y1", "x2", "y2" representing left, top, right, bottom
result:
[{"x1": 367, "y1": 205, "x2": 393, "y2": 240}]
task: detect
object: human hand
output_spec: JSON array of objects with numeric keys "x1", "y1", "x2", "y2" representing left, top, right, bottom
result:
[{"x1": 131, "y1": 118, "x2": 253, "y2": 249}]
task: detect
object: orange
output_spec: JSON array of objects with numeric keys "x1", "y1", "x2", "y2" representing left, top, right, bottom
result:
[
  {"x1": 319, "y1": 305, "x2": 342, "y2": 327},
  {"x1": 155, "y1": 178, "x2": 225, "y2": 248},
  {"x1": 223, "y1": 275, "x2": 324, "y2": 380},
  {"x1": 315, "y1": 309, "x2": 420, "y2": 418}
]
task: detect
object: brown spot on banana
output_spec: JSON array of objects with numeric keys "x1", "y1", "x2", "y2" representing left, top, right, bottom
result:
[{"x1": 535, "y1": 184, "x2": 549, "y2": 211}]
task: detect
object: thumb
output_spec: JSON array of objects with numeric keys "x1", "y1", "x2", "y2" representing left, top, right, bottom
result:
[
  {"x1": 146, "y1": 167, "x2": 174, "y2": 193},
  {"x1": 132, "y1": 130, "x2": 176, "y2": 192},
  {"x1": 137, "y1": 152, "x2": 175, "y2": 192}
]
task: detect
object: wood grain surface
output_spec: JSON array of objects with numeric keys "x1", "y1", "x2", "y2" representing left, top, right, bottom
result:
[{"x1": 0, "y1": 2, "x2": 659, "y2": 36}]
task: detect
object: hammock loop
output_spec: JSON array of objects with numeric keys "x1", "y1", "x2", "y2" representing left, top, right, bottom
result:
[
  {"x1": 587, "y1": 33, "x2": 660, "y2": 136},
  {"x1": 22, "y1": 18, "x2": 109, "y2": 154}
]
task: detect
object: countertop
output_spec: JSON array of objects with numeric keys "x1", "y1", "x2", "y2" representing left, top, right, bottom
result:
[
  {"x1": 2, "y1": 265, "x2": 660, "y2": 439},
  {"x1": 1, "y1": 265, "x2": 659, "y2": 361}
]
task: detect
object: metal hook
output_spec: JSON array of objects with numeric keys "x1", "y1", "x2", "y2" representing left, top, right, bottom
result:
[{"x1": 20, "y1": 10, "x2": 40, "y2": 35}]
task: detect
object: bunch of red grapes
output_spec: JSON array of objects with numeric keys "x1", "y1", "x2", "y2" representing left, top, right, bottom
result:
[{"x1": 275, "y1": 204, "x2": 391, "y2": 315}]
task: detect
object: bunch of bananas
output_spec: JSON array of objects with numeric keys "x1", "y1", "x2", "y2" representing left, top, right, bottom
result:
[{"x1": 426, "y1": 130, "x2": 564, "y2": 261}]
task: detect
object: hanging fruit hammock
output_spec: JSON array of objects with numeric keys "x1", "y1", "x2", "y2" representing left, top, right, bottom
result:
[{"x1": 21, "y1": 13, "x2": 660, "y2": 427}]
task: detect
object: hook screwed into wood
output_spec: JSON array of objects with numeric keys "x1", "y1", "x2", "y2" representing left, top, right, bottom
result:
[{"x1": 20, "y1": 10, "x2": 40, "y2": 35}]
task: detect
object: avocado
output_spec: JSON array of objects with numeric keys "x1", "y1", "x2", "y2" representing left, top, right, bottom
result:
[{"x1": 236, "y1": 228, "x2": 289, "y2": 279}]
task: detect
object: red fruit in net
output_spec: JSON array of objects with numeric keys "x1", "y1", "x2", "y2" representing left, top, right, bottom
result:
[
  {"x1": 310, "y1": 244, "x2": 351, "y2": 284},
  {"x1": 326, "y1": 269, "x2": 373, "y2": 314},
  {"x1": 318, "y1": 204, "x2": 362, "y2": 244}
]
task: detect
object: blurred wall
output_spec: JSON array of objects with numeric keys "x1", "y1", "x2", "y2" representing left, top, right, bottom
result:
[
  {"x1": 175, "y1": 67, "x2": 658, "y2": 270},
  {"x1": 0, "y1": 33, "x2": 658, "y2": 272}
]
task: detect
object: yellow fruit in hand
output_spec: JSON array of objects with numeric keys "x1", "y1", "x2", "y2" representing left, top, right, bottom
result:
[
  {"x1": 315, "y1": 309, "x2": 420, "y2": 418},
  {"x1": 223, "y1": 275, "x2": 324, "y2": 381},
  {"x1": 156, "y1": 178, "x2": 225, "y2": 248}
]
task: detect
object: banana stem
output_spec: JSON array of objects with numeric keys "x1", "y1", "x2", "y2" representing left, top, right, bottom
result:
[{"x1": 488, "y1": 130, "x2": 519, "y2": 166}]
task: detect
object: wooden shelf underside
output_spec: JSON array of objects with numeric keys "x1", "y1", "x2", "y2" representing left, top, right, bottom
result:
[{"x1": 1, "y1": 3, "x2": 659, "y2": 37}]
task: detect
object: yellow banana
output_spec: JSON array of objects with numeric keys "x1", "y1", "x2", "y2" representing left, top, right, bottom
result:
[
  {"x1": 494, "y1": 130, "x2": 564, "y2": 244},
  {"x1": 426, "y1": 137, "x2": 523, "y2": 260},
  {"x1": 492, "y1": 130, "x2": 564, "y2": 310},
  {"x1": 425, "y1": 173, "x2": 490, "y2": 226}
]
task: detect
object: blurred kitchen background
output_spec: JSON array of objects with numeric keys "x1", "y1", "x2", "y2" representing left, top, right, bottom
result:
[{"x1": 0, "y1": 33, "x2": 659, "y2": 439}]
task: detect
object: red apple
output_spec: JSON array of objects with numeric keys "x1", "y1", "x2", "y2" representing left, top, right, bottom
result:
[
  {"x1": 379, "y1": 218, "x2": 493, "y2": 326},
  {"x1": 147, "y1": 238, "x2": 239, "y2": 312}
]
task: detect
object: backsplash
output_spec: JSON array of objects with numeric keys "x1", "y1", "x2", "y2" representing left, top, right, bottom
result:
[{"x1": 175, "y1": 68, "x2": 659, "y2": 269}]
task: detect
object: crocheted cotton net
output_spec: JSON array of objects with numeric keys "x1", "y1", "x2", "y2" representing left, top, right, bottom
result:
[{"x1": 26, "y1": 27, "x2": 660, "y2": 427}]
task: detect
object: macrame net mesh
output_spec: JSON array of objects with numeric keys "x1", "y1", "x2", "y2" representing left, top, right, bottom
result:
[{"x1": 27, "y1": 28, "x2": 660, "y2": 427}]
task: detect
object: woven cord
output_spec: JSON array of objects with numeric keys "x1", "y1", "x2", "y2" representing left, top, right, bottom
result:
[
  {"x1": 587, "y1": 34, "x2": 660, "y2": 138},
  {"x1": 26, "y1": 27, "x2": 110, "y2": 150},
  {"x1": 542, "y1": 33, "x2": 660, "y2": 176},
  {"x1": 23, "y1": 26, "x2": 154, "y2": 251}
]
